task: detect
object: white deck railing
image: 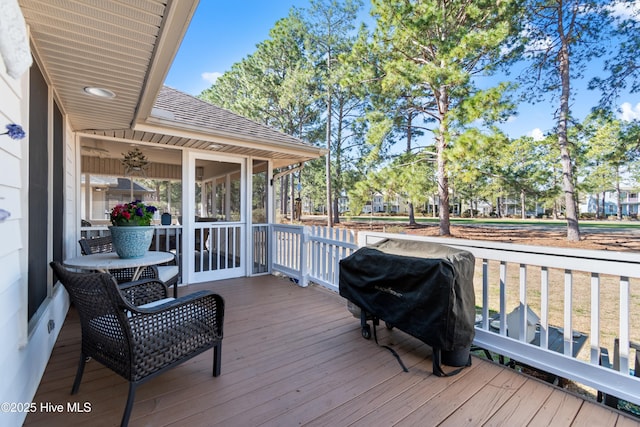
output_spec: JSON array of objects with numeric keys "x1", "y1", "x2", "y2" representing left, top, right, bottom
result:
[
  {"x1": 271, "y1": 225, "x2": 640, "y2": 408},
  {"x1": 271, "y1": 224, "x2": 358, "y2": 288}
]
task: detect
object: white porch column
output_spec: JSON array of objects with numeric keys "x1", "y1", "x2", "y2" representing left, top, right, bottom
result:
[
  {"x1": 182, "y1": 150, "x2": 193, "y2": 284},
  {"x1": 84, "y1": 172, "x2": 91, "y2": 221},
  {"x1": 225, "y1": 173, "x2": 231, "y2": 221}
]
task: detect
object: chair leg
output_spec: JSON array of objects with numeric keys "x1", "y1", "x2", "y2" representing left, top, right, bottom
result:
[
  {"x1": 213, "y1": 342, "x2": 222, "y2": 377},
  {"x1": 71, "y1": 352, "x2": 87, "y2": 394},
  {"x1": 121, "y1": 382, "x2": 137, "y2": 427}
]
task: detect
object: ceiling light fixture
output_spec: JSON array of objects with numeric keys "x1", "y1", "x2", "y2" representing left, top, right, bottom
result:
[
  {"x1": 209, "y1": 144, "x2": 222, "y2": 149},
  {"x1": 83, "y1": 86, "x2": 116, "y2": 98}
]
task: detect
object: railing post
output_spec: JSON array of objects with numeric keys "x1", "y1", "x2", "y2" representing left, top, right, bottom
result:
[
  {"x1": 499, "y1": 261, "x2": 507, "y2": 335},
  {"x1": 540, "y1": 266, "x2": 549, "y2": 349},
  {"x1": 300, "y1": 225, "x2": 309, "y2": 286},
  {"x1": 270, "y1": 225, "x2": 275, "y2": 273},
  {"x1": 518, "y1": 264, "x2": 527, "y2": 342},
  {"x1": 590, "y1": 272, "x2": 600, "y2": 365},
  {"x1": 620, "y1": 276, "x2": 630, "y2": 374},
  {"x1": 481, "y1": 259, "x2": 489, "y2": 329},
  {"x1": 564, "y1": 269, "x2": 574, "y2": 357}
]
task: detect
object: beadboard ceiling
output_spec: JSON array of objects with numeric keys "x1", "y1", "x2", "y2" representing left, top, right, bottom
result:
[{"x1": 19, "y1": 0, "x2": 197, "y2": 132}]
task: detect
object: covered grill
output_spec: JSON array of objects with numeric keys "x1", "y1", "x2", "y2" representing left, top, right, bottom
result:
[{"x1": 339, "y1": 238, "x2": 476, "y2": 375}]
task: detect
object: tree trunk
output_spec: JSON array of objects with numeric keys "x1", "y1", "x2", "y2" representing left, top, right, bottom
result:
[
  {"x1": 408, "y1": 202, "x2": 416, "y2": 225},
  {"x1": 325, "y1": 97, "x2": 332, "y2": 227},
  {"x1": 557, "y1": 23, "x2": 580, "y2": 241},
  {"x1": 521, "y1": 190, "x2": 526, "y2": 220},
  {"x1": 281, "y1": 175, "x2": 289, "y2": 217},
  {"x1": 406, "y1": 111, "x2": 413, "y2": 153},
  {"x1": 290, "y1": 170, "x2": 295, "y2": 224},
  {"x1": 436, "y1": 88, "x2": 450, "y2": 236},
  {"x1": 325, "y1": 48, "x2": 333, "y2": 227}
]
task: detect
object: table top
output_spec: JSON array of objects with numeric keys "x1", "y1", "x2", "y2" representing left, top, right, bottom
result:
[{"x1": 64, "y1": 251, "x2": 175, "y2": 271}]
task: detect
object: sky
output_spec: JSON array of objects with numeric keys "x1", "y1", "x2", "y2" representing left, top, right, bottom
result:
[{"x1": 164, "y1": 1, "x2": 640, "y2": 143}]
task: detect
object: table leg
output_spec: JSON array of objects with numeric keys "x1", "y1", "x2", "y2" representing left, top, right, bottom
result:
[{"x1": 131, "y1": 266, "x2": 143, "y2": 281}]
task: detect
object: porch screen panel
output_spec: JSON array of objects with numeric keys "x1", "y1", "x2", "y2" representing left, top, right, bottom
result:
[{"x1": 28, "y1": 62, "x2": 49, "y2": 320}]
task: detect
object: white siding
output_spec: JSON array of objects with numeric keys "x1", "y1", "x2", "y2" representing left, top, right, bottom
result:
[{"x1": 0, "y1": 61, "x2": 70, "y2": 426}]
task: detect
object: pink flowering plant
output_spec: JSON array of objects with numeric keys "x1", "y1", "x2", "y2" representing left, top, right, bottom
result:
[{"x1": 110, "y1": 200, "x2": 157, "y2": 226}]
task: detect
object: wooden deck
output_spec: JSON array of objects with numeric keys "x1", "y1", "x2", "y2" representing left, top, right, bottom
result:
[{"x1": 25, "y1": 275, "x2": 640, "y2": 427}]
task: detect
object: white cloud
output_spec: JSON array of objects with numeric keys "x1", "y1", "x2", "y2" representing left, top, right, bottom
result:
[
  {"x1": 608, "y1": 0, "x2": 640, "y2": 20},
  {"x1": 528, "y1": 128, "x2": 545, "y2": 141},
  {"x1": 201, "y1": 71, "x2": 223, "y2": 84},
  {"x1": 519, "y1": 24, "x2": 554, "y2": 57},
  {"x1": 620, "y1": 102, "x2": 640, "y2": 121}
]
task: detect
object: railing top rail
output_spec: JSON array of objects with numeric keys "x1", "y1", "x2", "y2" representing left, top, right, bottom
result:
[
  {"x1": 271, "y1": 224, "x2": 305, "y2": 231},
  {"x1": 358, "y1": 231, "x2": 640, "y2": 278},
  {"x1": 81, "y1": 224, "x2": 183, "y2": 230}
]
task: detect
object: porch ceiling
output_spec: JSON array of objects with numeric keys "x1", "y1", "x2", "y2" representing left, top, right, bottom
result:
[
  {"x1": 81, "y1": 129, "x2": 321, "y2": 169},
  {"x1": 21, "y1": 1, "x2": 325, "y2": 167},
  {"x1": 20, "y1": 0, "x2": 197, "y2": 131}
]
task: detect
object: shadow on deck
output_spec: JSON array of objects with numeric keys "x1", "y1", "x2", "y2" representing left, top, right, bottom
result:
[{"x1": 25, "y1": 275, "x2": 639, "y2": 426}]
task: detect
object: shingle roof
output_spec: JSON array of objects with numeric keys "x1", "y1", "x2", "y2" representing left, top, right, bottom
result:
[
  {"x1": 111, "y1": 178, "x2": 153, "y2": 192},
  {"x1": 153, "y1": 86, "x2": 314, "y2": 148}
]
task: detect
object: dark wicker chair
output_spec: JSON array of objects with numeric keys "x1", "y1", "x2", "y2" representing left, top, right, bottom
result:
[
  {"x1": 79, "y1": 235, "x2": 180, "y2": 297},
  {"x1": 50, "y1": 261, "x2": 224, "y2": 427}
]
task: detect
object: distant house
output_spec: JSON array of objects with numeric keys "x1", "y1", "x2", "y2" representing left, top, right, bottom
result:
[
  {"x1": 80, "y1": 177, "x2": 156, "y2": 223},
  {"x1": 581, "y1": 187, "x2": 640, "y2": 217}
]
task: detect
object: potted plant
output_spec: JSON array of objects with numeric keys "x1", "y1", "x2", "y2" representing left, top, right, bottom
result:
[{"x1": 108, "y1": 200, "x2": 158, "y2": 258}]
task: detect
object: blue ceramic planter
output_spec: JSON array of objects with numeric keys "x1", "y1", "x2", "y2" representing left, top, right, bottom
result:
[{"x1": 108, "y1": 226, "x2": 154, "y2": 258}]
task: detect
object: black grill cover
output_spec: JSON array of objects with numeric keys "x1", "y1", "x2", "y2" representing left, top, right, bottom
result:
[{"x1": 339, "y1": 238, "x2": 476, "y2": 352}]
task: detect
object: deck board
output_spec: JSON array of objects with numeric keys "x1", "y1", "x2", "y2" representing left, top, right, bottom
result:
[
  {"x1": 24, "y1": 275, "x2": 640, "y2": 427},
  {"x1": 482, "y1": 376, "x2": 556, "y2": 426}
]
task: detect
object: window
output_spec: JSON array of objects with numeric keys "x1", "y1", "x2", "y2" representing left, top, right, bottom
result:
[{"x1": 80, "y1": 141, "x2": 182, "y2": 225}]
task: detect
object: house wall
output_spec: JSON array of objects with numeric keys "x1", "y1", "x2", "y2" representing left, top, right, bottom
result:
[
  {"x1": 0, "y1": 63, "x2": 70, "y2": 426},
  {"x1": 581, "y1": 188, "x2": 640, "y2": 217}
]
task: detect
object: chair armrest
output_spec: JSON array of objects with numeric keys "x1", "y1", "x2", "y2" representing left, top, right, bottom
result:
[
  {"x1": 122, "y1": 291, "x2": 224, "y2": 380},
  {"x1": 127, "y1": 291, "x2": 224, "y2": 338},
  {"x1": 119, "y1": 278, "x2": 169, "y2": 306}
]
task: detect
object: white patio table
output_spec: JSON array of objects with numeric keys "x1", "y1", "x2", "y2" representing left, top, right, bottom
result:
[{"x1": 64, "y1": 251, "x2": 175, "y2": 281}]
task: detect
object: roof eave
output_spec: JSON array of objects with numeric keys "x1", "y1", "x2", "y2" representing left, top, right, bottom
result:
[
  {"x1": 134, "y1": 118, "x2": 328, "y2": 159},
  {"x1": 132, "y1": 0, "x2": 199, "y2": 127}
]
